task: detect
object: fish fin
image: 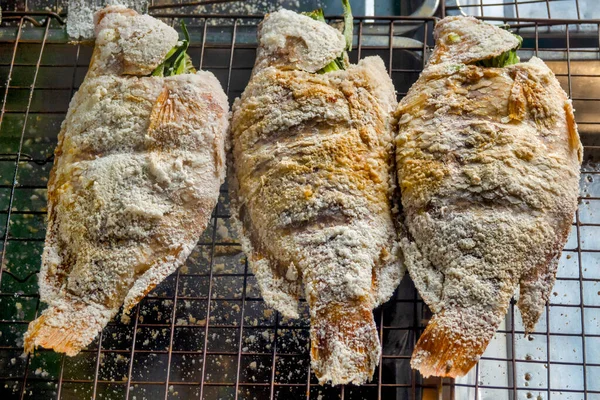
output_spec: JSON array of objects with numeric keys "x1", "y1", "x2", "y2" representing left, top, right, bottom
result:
[
  {"x1": 508, "y1": 73, "x2": 527, "y2": 122},
  {"x1": 310, "y1": 302, "x2": 380, "y2": 385},
  {"x1": 250, "y1": 257, "x2": 301, "y2": 319},
  {"x1": 411, "y1": 308, "x2": 495, "y2": 378},
  {"x1": 400, "y1": 238, "x2": 444, "y2": 310},
  {"x1": 517, "y1": 256, "x2": 559, "y2": 334},
  {"x1": 147, "y1": 85, "x2": 207, "y2": 144},
  {"x1": 372, "y1": 242, "x2": 405, "y2": 307},
  {"x1": 564, "y1": 100, "x2": 582, "y2": 161},
  {"x1": 231, "y1": 194, "x2": 301, "y2": 319},
  {"x1": 147, "y1": 86, "x2": 181, "y2": 139},
  {"x1": 24, "y1": 303, "x2": 111, "y2": 356},
  {"x1": 121, "y1": 243, "x2": 195, "y2": 317},
  {"x1": 147, "y1": 84, "x2": 225, "y2": 170}
]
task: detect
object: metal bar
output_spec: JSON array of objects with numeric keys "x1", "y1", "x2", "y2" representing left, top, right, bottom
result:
[
  {"x1": 545, "y1": 301, "x2": 552, "y2": 399},
  {"x1": 8, "y1": 373, "x2": 600, "y2": 389},
  {"x1": 124, "y1": 305, "x2": 142, "y2": 400},
  {"x1": 18, "y1": 300, "x2": 40, "y2": 400},
  {"x1": 149, "y1": 0, "x2": 244, "y2": 10},
  {"x1": 305, "y1": 349, "x2": 311, "y2": 400},
  {"x1": 1, "y1": 11, "x2": 66, "y2": 25},
  {"x1": 448, "y1": 0, "x2": 567, "y2": 12},
  {"x1": 149, "y1": 13, "x2": 440, "y2": 21},
  {"x1": 162, "y1": 270, "x2": 181, "y2": 400},
  {"x1": 377, "y1": 309, "x2": 384, "y2": 400},
  {"x1": 232, "y1": 259, "x2": 249, "y2": 400},
  {"x1": 474, "y1": 358, "x2": 480, "y2": 400},
  {"x1": 576, "y1": 156, "x2": 588, "y2": 400},
  {"x1": 567, "y1": 24, "x2": 573, "y2": 98},
  {"x1": 199, "y1": 19, "x2": 208, "y2": 69},
  {"x1": 357, "y1": 20, "x2": 363, "y2": 62},
  {"x1": 412, "y1": 289, "x2": 418, "y2": 400},
  {"x1": 535, "y1": 22, "x2": 540, "y2": 57},
  {"x1": 226, "y1": 19, "x2": 238, "y2": 95},
  {"x1": 452, "y1": 382, "x2": 594, "y2": 393},
  {"x1": 91, "y1": 331, "x2": 104, "y2": 399},
  {"x1": 268, "y1": 311, "x2": 280, "y2": 400},
  {"x1": 8, "y1": 378, "x2": 433, "y2": 388},
  {"x1": 56, "y1": 355, "x2": 66, "y2": 399},
  {"x1": 0, "y1": 10, "x2": 598, "y2": 25},
  {"x1": 388, "y1": 20, "x2": 394, "y2": 77},
  {"x1": 197, "y1": 215, "x2": 221, "y2": 400},
  {"x1": 510, "y1": 302, "x2": 517, "y2": 400}
]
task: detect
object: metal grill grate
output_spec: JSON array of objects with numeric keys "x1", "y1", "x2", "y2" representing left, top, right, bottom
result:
[{"x1": 0, "y1": 6, "x2": 599, "y2": 400}]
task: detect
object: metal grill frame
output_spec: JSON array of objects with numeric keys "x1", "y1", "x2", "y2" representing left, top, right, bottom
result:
[{"x1": 0, "y1": 3, "x2": 600, "y2": 400}]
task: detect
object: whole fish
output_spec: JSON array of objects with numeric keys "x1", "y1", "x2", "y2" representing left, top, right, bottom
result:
[
  {"x1": 396, "y1": 16, "x2": 582, "y2": 377},
  {"x1": 24, "y1": 6, "x2": 228, "y2": 355},
  {"x1": 230, "y1": 7, "x2": 403, "y2": 385}
]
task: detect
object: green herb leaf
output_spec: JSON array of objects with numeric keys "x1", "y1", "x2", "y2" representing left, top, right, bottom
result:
[
  {"x1": 303, "y1": 8, "x2": 326, "y2": 23},
  {"x1": 475, "y1": 33, "x2": 523, "y2": 68},
  {"x1": 151, "y1": 21, "x2": 196, "y2": 77},
  {"x1": 342, "y1": 0, "x2": 353, "y2": 52}
]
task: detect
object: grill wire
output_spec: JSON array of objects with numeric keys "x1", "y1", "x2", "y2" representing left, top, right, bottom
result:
[{"x1": 1, "y1": 2, "x2": 600, "y2": 399}]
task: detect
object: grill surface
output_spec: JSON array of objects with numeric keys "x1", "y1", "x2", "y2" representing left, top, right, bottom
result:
[{"x1": 1, "y1": 2, "x2": 600, "y2": 399}]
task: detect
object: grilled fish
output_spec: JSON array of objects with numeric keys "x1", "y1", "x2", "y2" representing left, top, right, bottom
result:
[
  {"x1": 230, "y1": 9, "x2": 403, "y2": 385},
  {"x1": 24, "y1": 6, "x2": 228, "y2": 355},
  {"x1": 396, "y1": 16, "x2": 582, "y2": 378}
]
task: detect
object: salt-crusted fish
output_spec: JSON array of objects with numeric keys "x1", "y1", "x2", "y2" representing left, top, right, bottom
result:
[
  {"x1": 24, "y1": 6, "x2": 228, "y2": 355},
  {"x1": 230, "y1": 5, "x2": 403, "y2": 385},
  {"x1": 395, "y1": 16, "x2": 582, "y2": 377}
]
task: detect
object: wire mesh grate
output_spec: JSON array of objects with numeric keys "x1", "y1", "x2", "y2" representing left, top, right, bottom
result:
[{"x1": 0, "y1": 6, "x2": 599, "y2": 400}]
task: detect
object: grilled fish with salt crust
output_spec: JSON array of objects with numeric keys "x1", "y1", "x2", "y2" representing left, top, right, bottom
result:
[
  {"x1": 24, "y1": 6, "x2": 228, "y2": 355},
  {"x1": 230, "y1": 5, "x2": 403, "y2": 385},
  {"x1": 396, "y1": 16, "x2": 582, "y2": 378}
]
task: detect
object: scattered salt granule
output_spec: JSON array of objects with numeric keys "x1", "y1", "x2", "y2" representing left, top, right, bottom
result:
[{"x1": 67, "y1": 0, "x2": 149, "y2": 40}]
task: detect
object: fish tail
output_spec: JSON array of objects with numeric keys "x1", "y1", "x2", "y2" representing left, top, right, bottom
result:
[
  {"x1": 24, "y1": 303, "x2": 110, "y2": 356},
  {"x1": 411, "y1": 308, "x2": 496, "y2": 378},
  {"x1": 309, "y1": 301, "x2": 380, "y2": 386}
]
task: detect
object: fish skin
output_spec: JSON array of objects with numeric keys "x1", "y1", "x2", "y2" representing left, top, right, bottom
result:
[{"x1": 396, "y1": 16, "x2": 582, "y2": 378}]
